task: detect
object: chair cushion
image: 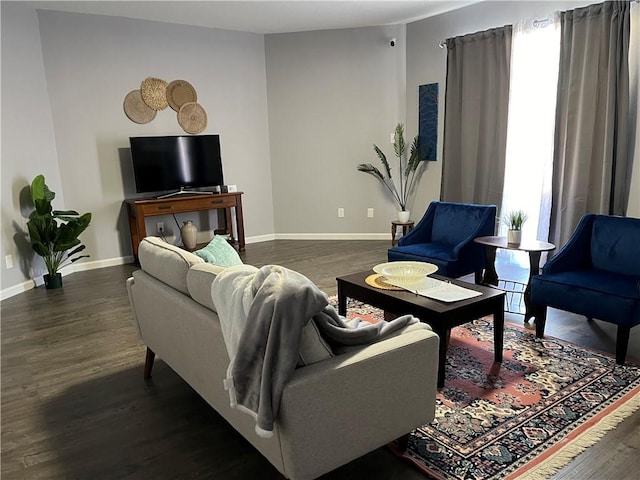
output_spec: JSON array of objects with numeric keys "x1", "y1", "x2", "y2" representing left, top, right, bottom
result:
[
  {"x1": 387, "y1": 244, "x2": 456, "y2": 277},
  {"x1": 138, "y1": 237, "x2": 203, "y2": 295},
  {"x1": 531, "y1": 269, "x2": 640, "y2": 327},
  {"x1": 591, "y1": 216, "x2": 640, "y2": 276},
  {"x1": 389, "y1": 243, "x2": 456, "y2": 262}
]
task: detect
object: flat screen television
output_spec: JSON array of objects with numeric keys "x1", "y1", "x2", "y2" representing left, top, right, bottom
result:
[{"x1": 129, "y1": 135, "x2": 224, "y2": 197}]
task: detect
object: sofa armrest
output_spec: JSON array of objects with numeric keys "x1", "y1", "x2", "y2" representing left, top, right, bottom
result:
[
  {"x1": 543, "y1": 214, "x2": 594, "y2": 274},
  {"x1": 276, "y1": 327, "x2": 439, "y2": 480}
]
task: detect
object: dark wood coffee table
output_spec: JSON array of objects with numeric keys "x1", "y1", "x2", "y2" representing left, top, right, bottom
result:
[{"x1": 336, "y1": 271, "x2": 505, "y2": 388}]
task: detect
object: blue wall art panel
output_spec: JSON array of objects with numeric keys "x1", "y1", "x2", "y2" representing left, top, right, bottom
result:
[{"x1": 419, "y1": 83, "x2": 438, "y2": 161}]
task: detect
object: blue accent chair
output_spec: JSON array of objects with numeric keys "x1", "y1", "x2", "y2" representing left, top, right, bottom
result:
[
  {"x1": 387, "y1": 201, "x2": 496, "y2": 283},
  {"x1": 531, "y1": 214, "x2": 640, "y2": 364}
]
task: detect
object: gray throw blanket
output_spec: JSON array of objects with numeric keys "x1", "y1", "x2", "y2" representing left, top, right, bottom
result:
[{"x1": 212, "y1": 264, "x2": 418, "y2": 438}]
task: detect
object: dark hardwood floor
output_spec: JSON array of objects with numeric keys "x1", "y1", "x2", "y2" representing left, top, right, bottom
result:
[{"x1": 2, "y1": 240, "x2": 638, "y2": 479}]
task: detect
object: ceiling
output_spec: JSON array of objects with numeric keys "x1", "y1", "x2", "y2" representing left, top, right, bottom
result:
[{"x1": 25, "y1": 1, "x2": 479, "y2": 34}]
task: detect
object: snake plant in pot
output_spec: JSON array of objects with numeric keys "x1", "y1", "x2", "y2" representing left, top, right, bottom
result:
[
  {"x1": 27, "y1": 175, "x2": 92, "y2": 289},
  {"x1": 357, "y1": 123, "x2": 425, "y2": 223},
  {"x1": 504, "y1": 209, "x2": 528, "y2": 245}
]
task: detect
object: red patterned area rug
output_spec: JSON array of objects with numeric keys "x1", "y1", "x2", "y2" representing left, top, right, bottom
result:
[{"x1": 333, "y1": 298, "x2": 640, "y2": 480}]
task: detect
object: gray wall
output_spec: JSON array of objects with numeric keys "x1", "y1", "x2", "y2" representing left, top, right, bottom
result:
[
  {"x1": 1, "y1": 4, "x2": 275, "y2": 297},
  {"x1": 1, "y1": 3, "x2": 67, "y2": 294},
  {"x1": 265, "y1": 24, "x2": 419, "y2": 236}
]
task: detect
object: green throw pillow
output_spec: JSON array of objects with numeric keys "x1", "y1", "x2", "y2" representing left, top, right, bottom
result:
[{"x1": 194, "y1": 235, "x2": 243, "y2": 267}]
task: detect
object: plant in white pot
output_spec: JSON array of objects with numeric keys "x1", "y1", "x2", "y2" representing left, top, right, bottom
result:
[
  {"x1": 357, "y1": 123, "x2": 425, "y2": 223},
  {"x1": 504, "y1": 210, "x2": 528, "y2": 245}
]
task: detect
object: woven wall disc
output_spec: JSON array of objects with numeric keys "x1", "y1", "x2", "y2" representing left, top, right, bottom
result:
[
  {"x1": 178, "y1": 102, "x2": 207, "y2": 134},
  {"x1": 140, "y1": 77, "x2": 169, "y2": 110},
  {"x1": 123, "y1": 90, "x2": 157, "y2": 124},
  {"x1": 167, "y1": 80, "x2": 197, "y2": 112}
]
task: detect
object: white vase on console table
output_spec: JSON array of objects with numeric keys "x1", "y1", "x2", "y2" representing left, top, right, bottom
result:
[{"x1": 181, "y1": 220, "x2": 198, "y2": 250}]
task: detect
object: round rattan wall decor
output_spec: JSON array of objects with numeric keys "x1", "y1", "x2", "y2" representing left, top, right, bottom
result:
[
  {"x1": 178, "y1": 102, "x2": 207, "y2": 134},
  {"x1": 123, "y1": 90, "x2": 157, "y2": 124},
  {"x1": 167, "y1": 79, "x2": 197, "y2": 112},
  {"x1": 140, "y1": 77, "x2": 169, "y2": 110}
]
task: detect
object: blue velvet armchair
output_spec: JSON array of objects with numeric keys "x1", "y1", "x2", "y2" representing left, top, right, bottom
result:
[
  {"x1": 531, "y1": 214, "x2": 640, "y2": 364},
  {"x1": 388, "y1": 201, "x2": 496, "y2": 283}
]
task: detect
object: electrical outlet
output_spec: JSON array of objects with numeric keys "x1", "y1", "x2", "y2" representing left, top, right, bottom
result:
[
  {"x1": 367, "y1": 208, "x2": 374, "y2": 218},
  {"x1": 390, "y1": 132, "x2": 395, "y2": 144},
  {"x1": 5, "y1": 255, "x2": 13, "y2": 269},
  {"x1": 156, "y1": 222, "x2": 164, "y2": 233},
  {"x1": 337, "y1": 208, "x2": 345, "y2": 218}
]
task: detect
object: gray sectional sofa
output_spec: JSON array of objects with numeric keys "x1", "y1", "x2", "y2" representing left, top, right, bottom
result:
[{"x1": 126, "y1": 236, "x2": 440, "y2": 479}]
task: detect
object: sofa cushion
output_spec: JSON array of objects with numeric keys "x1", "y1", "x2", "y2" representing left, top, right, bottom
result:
[
  {"x1": 187, "y1": 263, "x2": 228, "y2": 312},
  {"x1": 531, "y1": 270, "x2": 640, "y2": 327},
  {"x1": 194, "y1": 235, "x2": 243, "y2": 267},
  {"x1": 138, "y1": 237, "x2": 203, "y2": 295},
  {"x1": 298, "y1": 320, "x2": 334, "y2": 366}
]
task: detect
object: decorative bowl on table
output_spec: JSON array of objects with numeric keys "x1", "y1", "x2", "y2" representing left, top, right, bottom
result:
[{"x1": 373, "y1": 261, "x2": 438, "y2": 287}]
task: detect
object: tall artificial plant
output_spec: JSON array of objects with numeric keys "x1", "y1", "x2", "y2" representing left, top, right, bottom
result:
[
  {"x1": 357, "y1": 123, "x2": 425, "y2": 212},
  {"x1": 27, "y1": 175, "x2": 92, "y2": 278}
]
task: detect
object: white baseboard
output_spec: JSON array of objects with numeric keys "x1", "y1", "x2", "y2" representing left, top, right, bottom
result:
[
  {"x1": 274, "y1": 233, "x2": 389, "y2": 241},
  {"x1": 1, "y1": 255, "x2": 135, "y2": 301},
  {"x1": 1, "y1": 280, "x2": 36, "y2": 301},
  {"x1": 1, "y1": 235, "x2": 386, "y2": 301},
  {"x1": 246, "y1": 233, "x2": 276, "y2": 243}
]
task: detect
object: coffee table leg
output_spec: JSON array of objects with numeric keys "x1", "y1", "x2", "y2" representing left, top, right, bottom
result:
[
  {"x1": 337, "y1": 282, "x2": 347, "y2": 316},
  {"x1": 436, "y1": 329, "x2": 447, "y2": 388},
  {"x1": 493, "y1": 298, "x2": 504, "y2": 363}
]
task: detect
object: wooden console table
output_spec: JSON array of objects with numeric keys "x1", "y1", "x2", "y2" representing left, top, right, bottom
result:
[{"x1": 125, "y1": 192, "x2": 245, "y2": 259}]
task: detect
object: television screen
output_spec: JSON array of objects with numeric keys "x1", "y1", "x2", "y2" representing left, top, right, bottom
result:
[{"x1": 129, "y1": 135, "x2": 224, "y2": 194}]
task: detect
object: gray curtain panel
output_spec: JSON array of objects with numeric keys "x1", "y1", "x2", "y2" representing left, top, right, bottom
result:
[
  {"x1": 549, "y1": 1, "x2": 631, "y2": 248},
  {"x1": 441, "y1": 26, "x2": 512, "y2": 207}
]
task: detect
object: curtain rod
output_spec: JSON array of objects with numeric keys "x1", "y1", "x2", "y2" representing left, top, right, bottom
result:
[{"x1": 438, "y1": 0, "x2": 638, "y2": 48}]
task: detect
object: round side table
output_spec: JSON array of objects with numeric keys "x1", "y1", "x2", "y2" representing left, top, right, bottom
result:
[
  {"x1": 474, "y1": 236, "x2": 555, "y2": 323},
  {"x1": 391, "y1": 220, "x2": 414, "y2": 246}
]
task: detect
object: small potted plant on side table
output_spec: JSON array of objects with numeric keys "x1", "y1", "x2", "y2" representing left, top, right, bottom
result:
[{"x1": 504, "y1": 210, "x2": 528, "y2": 245}]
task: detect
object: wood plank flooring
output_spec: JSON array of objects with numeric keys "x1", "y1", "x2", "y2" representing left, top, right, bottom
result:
[{"x1": 2, "y1": 240, "x2": 638, "y2": 479}]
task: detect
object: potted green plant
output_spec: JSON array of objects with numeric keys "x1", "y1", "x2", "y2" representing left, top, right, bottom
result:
[
  {"x1": 27, "y1": 175, "x2": 92, "y2": 289},
  {"x1": 504, "y1": 209, "x2": 528, "y2": 245},
  {"x1": 357, "y1": 123, "x2": 425, "y2": 223}
]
